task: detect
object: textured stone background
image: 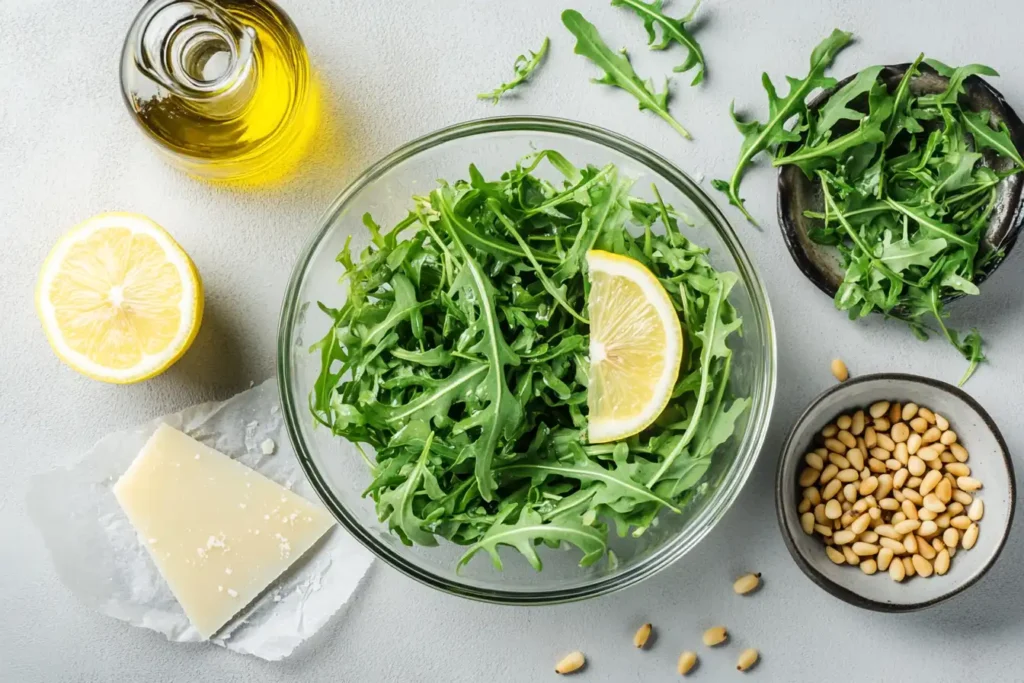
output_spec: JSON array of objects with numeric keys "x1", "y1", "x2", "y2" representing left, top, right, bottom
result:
[{"x1": 3, "y1": 1, "x2": 1023, "y2": 680}]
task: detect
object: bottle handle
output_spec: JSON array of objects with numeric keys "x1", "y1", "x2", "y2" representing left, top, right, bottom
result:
[{"x1": 130, "y1": 0, "x2": 255, "y2": 100}]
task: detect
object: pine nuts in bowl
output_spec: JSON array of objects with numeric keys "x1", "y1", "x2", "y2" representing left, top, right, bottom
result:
[{"x1": 776, "y1": 374, "x2": 1015, "y2": 611}]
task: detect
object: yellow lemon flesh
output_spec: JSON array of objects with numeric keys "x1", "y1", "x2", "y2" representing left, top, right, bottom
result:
[
  {"x1": 36, "y1": 213, "x2": 203, "y2": 384},
  {"x1": 586, "y1": 250, "x2": 683, "y2": 443}
]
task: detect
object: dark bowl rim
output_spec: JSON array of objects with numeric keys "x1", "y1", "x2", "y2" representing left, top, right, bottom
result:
[
  {"x1": 776, "y1": 62, "x2": 1024, "y2": 305},
  {"x1": 774, "y1": 372, "x2": 1016, "y2": 613},
  {"x1": 277, "y1": 114, "x2": 778, "y2": 605}
]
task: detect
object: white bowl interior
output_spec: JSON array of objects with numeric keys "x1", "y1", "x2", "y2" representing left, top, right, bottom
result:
[{"x1": 780, "y1": 376, "x2": 1013, "y2": 608}]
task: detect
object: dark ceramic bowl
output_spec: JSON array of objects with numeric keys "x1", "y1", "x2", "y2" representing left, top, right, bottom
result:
[
  {"x1": 778, "y1": 63, "x2": 1024, "y2": 303},
  {"x1": 776, "y1": 374, "x2": 1015, "y2": 612}
]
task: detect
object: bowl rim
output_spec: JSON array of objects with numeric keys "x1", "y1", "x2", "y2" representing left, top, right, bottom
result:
[
  {"x1": 776, "y1": 62, "x2": 1024, "y2": 307},
  {"x1": 775, "y1": 372, "x2": 1016, "y2": 612},
  {"x1": 278, "y1": 115, "x2": 778, "y2": 604}
]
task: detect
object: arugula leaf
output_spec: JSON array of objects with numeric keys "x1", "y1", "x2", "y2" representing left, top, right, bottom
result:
[
  {"x1": 612, "y1": 0, "x2": 706, "y2": 85},
  {"x1": 713, "y1": 28, "x2": 853, "y2": 224},
  {"x1": 813, "y1": 65, "x2": 883, "y2": 141},
  {"x1": 310, "y1": 151, "x2": 747, "y2": 571},
  {"x1": 478, "y1": 37, "x2": 550, "y2": 104},
  {"x1": 562, "y1": 9, "x2": 692, "y2": 139},
  {"x1": 963, "y1": 109, "x2": 1024, "y2": 167}
]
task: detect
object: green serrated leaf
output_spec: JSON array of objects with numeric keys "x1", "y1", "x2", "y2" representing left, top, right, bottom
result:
[
  {"x1": 478, "y1": 37, "x2": 550, "y2": 104},
  {"x1": 612, "y1": 0, "x2": 706, "y2": 85}
]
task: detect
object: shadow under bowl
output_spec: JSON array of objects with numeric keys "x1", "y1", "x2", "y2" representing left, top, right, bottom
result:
[{"x1": 778, "y1": 62, "x2": 1024, "y2": 305}]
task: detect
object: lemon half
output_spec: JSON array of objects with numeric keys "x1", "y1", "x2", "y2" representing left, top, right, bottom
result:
[
  {"x1": 586, "y1": 250, "x2": 683, "y2": 443},
  {"x1": 36, "y1": 213, "x2": 203, "y2": 384}
]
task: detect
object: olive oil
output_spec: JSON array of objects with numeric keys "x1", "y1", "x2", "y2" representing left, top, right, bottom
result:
[{"x1": 120, "y1": 0, "x2": 318, "y2": 184}]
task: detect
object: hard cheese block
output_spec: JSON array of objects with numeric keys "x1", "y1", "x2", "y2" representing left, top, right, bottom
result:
[{"x1": 113, "y1": 424, "x2": 335, "y2": 639}]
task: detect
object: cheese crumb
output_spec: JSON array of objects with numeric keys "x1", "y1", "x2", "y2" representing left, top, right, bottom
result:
[
  {"x1": 239, "y1": 503, "x2": 246, "y2": 509},
  {"x1": 260, "y1": 438, "x2": 276, "y2": 455},
  {"x1": 225, "y1": 568, "x2": 233, "y2": 575},
  {"x1": 227, "y1": 588, "x2": 238, "y2": 598},
  {"x1": 194, "y1": 453, "x2": 201, "y2": 460},
  {"x1": 148, "y1": 538, "x2": 158, "y2": 544},
  {"x1": 218, "y1": 585, "x2": 223, "y2": 592}
]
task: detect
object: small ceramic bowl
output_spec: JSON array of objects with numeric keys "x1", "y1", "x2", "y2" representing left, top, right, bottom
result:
[
  {"x1": 776, "y1": 373, "x2": 1015, "y2": 611},
  {"x1": 777, "y1": 62, "x2": 1024, "y2": 304}
]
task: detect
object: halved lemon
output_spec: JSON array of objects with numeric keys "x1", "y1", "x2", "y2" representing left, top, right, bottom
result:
[
  {"x1": 586, "y1": 250, "x2": 683, "y2": 443},
  {"x1": 36, "y1": 213, "x2": 203, "y2": 384}
]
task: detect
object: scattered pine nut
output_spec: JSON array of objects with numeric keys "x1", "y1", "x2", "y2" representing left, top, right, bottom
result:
[
  {"x1": 890, "y1": 557, "x2": 906, "y2": 581},
  {"x1": 957, "y1": 476, "x2": 982, "y2": 492},
  {"x1": 633, "y1": 623, "x2": 652, "y2": 649},
  {"x1": 677, "y1": 651, "x2": 698, "y2": 676},
  {"x1": 968, "y1": 499, "x2": 984, "y2": 522},
  {"x1": 733, "y1": 573, "x2": 761, "y2": 595},
  {"x1": 736, "y1": 648, "x2": 759, "y2": 672},
  {"x1": 555, "y1": 651, "x2": 585, "y2": 675},
  {"x1": 831, "y1": 359, "x2": 849, "y2": 382},
  {"x1": 702, "y1": 626, "x2": 727, "y2": 647},
  {"x1": 934, "y1": 549, "x2": 951, "y2": 575},
  {"x1": 963, "y1": 523, "x2": 979, "y2": 550}
]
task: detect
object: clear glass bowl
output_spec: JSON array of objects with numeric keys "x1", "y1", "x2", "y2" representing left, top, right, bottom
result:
[{"x1": 278, "y1": 117, "x2": 777, "y2": 604}]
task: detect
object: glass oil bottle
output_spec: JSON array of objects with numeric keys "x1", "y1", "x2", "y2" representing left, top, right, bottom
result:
[{"x1": 120, "y1": 0, "x2": 319, "y2": 184}]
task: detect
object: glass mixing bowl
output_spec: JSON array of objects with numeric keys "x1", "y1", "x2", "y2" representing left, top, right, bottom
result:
[{"x1": 279, "y1": 117, "x2": 777, "y2": 604}]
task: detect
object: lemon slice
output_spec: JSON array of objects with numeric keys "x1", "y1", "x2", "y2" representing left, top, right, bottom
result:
[
  {"x1": 586, "y1": 250, "x2": 683, "y2": 443},
  {"x1": 36, "y1": 213, "x2": 203, "y2": 384}
]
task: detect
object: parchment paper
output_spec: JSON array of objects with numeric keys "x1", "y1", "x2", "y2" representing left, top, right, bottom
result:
[{"x1": 26, "y1": 379, "x2": 375, "y2": 661}]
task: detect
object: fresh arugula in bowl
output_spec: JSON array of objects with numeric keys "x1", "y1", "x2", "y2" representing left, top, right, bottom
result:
[{"x1": 310, "y1": 151, "x2": 748, "y2": 571}]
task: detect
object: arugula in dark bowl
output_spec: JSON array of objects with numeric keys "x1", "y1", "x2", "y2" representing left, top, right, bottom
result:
[{"x1": 776, "y1": 58, "x2": 1024, "y2": 385}]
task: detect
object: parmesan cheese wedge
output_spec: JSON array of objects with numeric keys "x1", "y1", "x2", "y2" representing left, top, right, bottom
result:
[{"x1": 113, "y1": 424, "x2": 334, "y2": 638}]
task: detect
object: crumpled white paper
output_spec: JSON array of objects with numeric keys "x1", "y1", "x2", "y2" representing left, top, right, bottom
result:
[{"x1": 26, "y1": 379, "x2": 374, "y2": 661}]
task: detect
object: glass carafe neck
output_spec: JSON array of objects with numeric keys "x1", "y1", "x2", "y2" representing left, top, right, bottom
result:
[{"x1": 128, "y1": 0, "x2": 257, "y2": 115}]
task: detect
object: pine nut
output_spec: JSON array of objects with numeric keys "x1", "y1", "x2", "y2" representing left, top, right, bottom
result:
[
  {"x1": 951, "y1": 515, "x2": 972, "y2": 530},
  {"x1": 877, "y1": 547, "x2": 894, "y2": 570},
  {"x1": 902, "y1": 403, "x2": 919, "y2": 421},
  {"x1": 935, "y1": 513, "x2": 951, "y2": 529},
  {"x1": 922, "y1": 494, "x2": 946, "y2": 513},
  {"x1": 869, "y1": 401, "x2": 890, "y2": 419},
  {"x1": 893, "y1": 519, "x2": 920, "y2": 535},
  {"x1": 876, "y1": 433, "x2": 896, "y2": 452},
  {"x1": 852, "y1": 499, "x2": 868, "y2": 513},
  {"x1": 868, "y1": 507, "x2": 882, "y2": 521},
  {"x1": 860, "y1": 558, "x2": 878, "y2": 575},
  {"x1": 813, "y1": 503, "x2": 827, "y2": 525},
  {"x1": 918, "y1": 508, "x2": 936, "y2": 522},
  {"x1": 804, "y1": 452, "x2": 824, "y2": 470},
  {"x1": 678, "y1": 651, "x2": 698, "y2": 676},
  {"x1": 904, "y1": 489, "x2": 923, "y2": 505},
  {"x1": 917, "y1": 446, "x2": 939, "y2": 462},
  {"x1": 837, "y1": 431, "x2": 856, "y2": 449},
  {"x1": 831, "y1": 359, "x2": 849, "y2": 382},
  {"x1": 927, "y1": 457, "x2": 944, "y2": 471},
  {"x1": 851, "y1": 411, "x2": 865, "y2": 435},
  {"x1": 903, "y1": 534, "x2": 918, "y2": 554},
  {"x1": 916, "y1": 535, "x2": 936, "y2": 560},
  {"x1": 934, "y1": 549, "x2": 951, "y2": 575},
  {"x1": 847, "y1": 448, "x2": 865, "y2": 471},
  {"x1": 824, "y1": 438, "x2": 848, "y2": 454},
  {"x1": 850, "y1": 513, "x2": 871, "y2": 535},
  {"x1": 946, "y1": 502, "x2": 964, "y2": 516},
  {"x1": 815, "y1": 524, "x2": 833, "y2": 536},
  {"x1": 891, "y1": 511, "x2": 907, "y2": 525},
  {"x1": 907, "y1": 433, "x2": 922, "y2": 455},
  {"x1": 951, "y1": 443, "x2": 969, "y2": 463},
  {"x1": 702, "y1": 626, "x2": 728, "y2": 647},
  {"x1": 902, "y1": 556, "x2": 916, "y2": 577},
  {"x1": 633, "y1": 623, "x2": 652, "y2": 648},
  {"x1": 943, "y1": 528, "x2": 959, "y2": 549},
  {"x1": 860, "y1": 530, "x2": 879, "y2": 543},
  {"x1": 922, "y1": 427, "x2": 942, "y2": 444},
  {"x1": 555, "y1": 651, "x2": 585, "y2": 674},
  {"x1": 907, "y1": 476, "x2": 923, "y2": 489},
  {"x1": 900, "y1": 499, "x2": 918, "y2": 520},
  {"x1": 919, "y1": 407, "x2": 936, "y2": 424},
  {"x1": 804, "y1": 487, "x2": 822, "y2": 505},
  {"x1": 952, "y1": 489, "x2": 973, "y2": 506},
  {"x1": 858, "y1": 476, "x2": 878, "y2": 496},
  {"x1": 935, "y1": 414, "x2": 949, "y2": 431},
  {"x1": 852, "y1": 542, "x2": 879, "y2": 556},
  {"x1": 824, "y1": 499, "x2": 841, "y2": 520},
  {"x1": 880, "y1": 498, "x2": 900, "y2": 511},
  {"x1": 840, "y1": 511, "x2": 854, "y2": 526},
  {"x1": 932, "y1": 537, "x2": 946, "y2": 553},
  {"x1": 968, "y1": 499, "x2": 984, "y2": 522},
  {"x1": 891, "y1": 422, "x2": 910, "y2": 443},
  {"x1": 880, "y1": 537, "x2": 905, "y2": 554},
  {"x1": 819, "y1": 464, "x2": 839, "y2": 485},
  {"x1": 827, "y1": 454, "x2": 851, "y2": 471},
  {"x1": 822, "y1": 479, "x2": 842, "y2": 501},
  {"x1": 737, "y1": 648, "x2": 759, "y2": 672},
  {"x1": 843, "y1": 483, "x2": 859, "y2": 503},
  {"x1": 957, "y1": 476, "x2": 982, "y2": 492},
  {"x1": 940, "y1": 430, "x2": 957, "y2": 446},
  {"x1": 826, "y1": 546, "x2": 845, "y2": 564},
  {"x1": 865, "y1": 427, "x2": 878, "y2": 448},
  {"x1": 893, "y1": 442, "x2": 909, "y2": 466},
  {"x1": 963, "y1": 523, "x2": 979, "y2": 550},
  {"x1": 822, "y1": 424, "x2": 838, "y2": 438},
  {"x1": 907, "y1": 456, "x2": 926, "y2": 477},
  {"x1": 875, "y1": 524, "x2": 900, "y2": 540},
  {"x1": 836, "y1": 414, "x2": 852, "y2": 430},
  {"x1": 798, "y1": 498, "x2": 811, "y2": 514},
  {"x1": 940, "y1": 452, "x2": 956, "y2": 464},
  {"x1": 832, "y1": 529, "x2": 855, "y2": 545},
  {"x1": 892, "y1": 489, "x2": 906, "y2": 503},
  {"x1": 889, "y1": 557, "x2": 906, "y2": 581},
  {"x1": 909, "y1": 416, "x2": 929, "y2": 434},
  {"x1": 918, "y1": 520, "x2": 939, "y2": 537},
  {"x1": 885, "y1": 459, "x2": 902, "y2": 472},
  {"x1": 912, "y1": 554, "x2": 934, "y2": 577},
  {"x1": 945, "y1": 463, "x2": 970, "y2": 477},
  {"x1": 935, "y1": 478, "x2": 953, "y2": 504},
  {"x1": 875, "y1": 474, "x2": 893, "y2": 499},
  {"x1": 842, "y1": 545, "x2": 860, "y2": 564},
  {"x1": 889, "y1": 403, "x2": 902, "y2": 424},
  {"x1": 920, "y1": 470, "x2": 942, "y2": 496},
  {"x1": 893, "y1": 469, "x2": 909, "y2": 490},
  {"x1": 837, "y1": 469, "x2": 859, "y2": 483},
  {"x1": 799, "y1": 468, "x2": 819, "y2": 487},
  {"x1": 874, "y1": 417, "x2": 891, "y2": 432}
]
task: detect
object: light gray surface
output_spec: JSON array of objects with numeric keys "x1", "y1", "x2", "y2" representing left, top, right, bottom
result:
[{"x1": 2, "y1": 1, "x2": 1022, "y2": 681}]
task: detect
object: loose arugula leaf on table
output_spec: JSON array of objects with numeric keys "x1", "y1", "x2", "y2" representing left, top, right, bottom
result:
[
  {"x1": 477, "y1": 37, "x2": 550, "y2": 104},
  {"x1": 612, "y1": 0, "x2": 706, "y2": 85},
  {"x1": 712, "y1": 28, "x2": 853, "y2": 225},
  {"x1": 310, "y1": 150, "x2": 747, "y2": 570},
  {"x1": 562, "y1": 9, "x2": 693, "y2": 139},
  {"x1": 781, "y1": 57, "x2": 1022, "y2": 383}
]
